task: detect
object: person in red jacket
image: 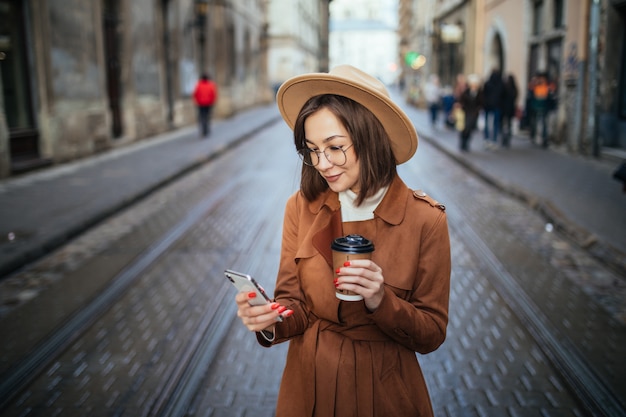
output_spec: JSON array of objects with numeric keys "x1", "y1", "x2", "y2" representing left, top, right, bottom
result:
[{"x1": 193, "y1": 73, "x2": 218, "y2": 137}]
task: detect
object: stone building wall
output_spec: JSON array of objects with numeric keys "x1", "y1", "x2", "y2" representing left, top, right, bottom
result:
[{"x1": 0, "y1": 0, "x2": 270, "y2": 178}]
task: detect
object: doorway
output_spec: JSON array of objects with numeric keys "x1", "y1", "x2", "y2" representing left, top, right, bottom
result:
[
  {"x1": 488, "y1": 33, "x2": 504, "y2": 73},
  {"x1": 103, "y1": 0, "x2": 123, "y2": 138}
]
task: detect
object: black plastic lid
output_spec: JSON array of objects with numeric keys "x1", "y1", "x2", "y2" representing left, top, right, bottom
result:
[{"x1": 330, "y1": 234, "x2": 375, "y2": 253}]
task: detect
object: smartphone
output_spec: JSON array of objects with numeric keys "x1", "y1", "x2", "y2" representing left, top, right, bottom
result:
[{"x1": 224, "y1": 270, "x2": 283, "y2": 321}]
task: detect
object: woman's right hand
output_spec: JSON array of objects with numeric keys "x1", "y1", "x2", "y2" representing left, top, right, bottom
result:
[{"x1": 235, "y1": 291, "x2": 292, "y2": 333}]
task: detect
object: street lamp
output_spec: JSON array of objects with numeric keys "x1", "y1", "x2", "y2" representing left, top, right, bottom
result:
[{"x1": 440, "y1": 24, "x2": 463, "y2": 44}]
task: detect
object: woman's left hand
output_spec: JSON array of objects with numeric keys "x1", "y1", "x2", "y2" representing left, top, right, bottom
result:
[{"x1": 335, "y1": 259, "x2": 385, "y2": 311}]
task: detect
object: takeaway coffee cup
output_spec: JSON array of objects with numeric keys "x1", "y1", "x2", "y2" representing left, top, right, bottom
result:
[{"x1": 331, "y1": 234, "x2": 375, "y2": 301}]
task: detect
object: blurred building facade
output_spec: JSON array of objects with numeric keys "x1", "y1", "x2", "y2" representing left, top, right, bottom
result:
[
  {"x1": 0, "y1": 0, "x2": 270, "y2": 178},
  {"x1": 266, "y1": 0, "x2": 331, "y2": 92},
  {"x1": 398, "y1": 0, "x2": 437, "y2": 103},
  {"x1": 401, "y1": 0, "x2": 626, "y2": 157},
  {"x1": 329, "y1": 0, "x2": 399, "y2": 85}
]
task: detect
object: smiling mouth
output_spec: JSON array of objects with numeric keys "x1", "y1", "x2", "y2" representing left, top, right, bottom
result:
[{"x1": 325, "y1": 174, "x2": 341, "y2": 183}]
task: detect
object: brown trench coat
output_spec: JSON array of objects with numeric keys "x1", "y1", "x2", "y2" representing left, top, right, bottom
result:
[{"x1": 258, "y1": 175, "x2": 451, "y2": 417}]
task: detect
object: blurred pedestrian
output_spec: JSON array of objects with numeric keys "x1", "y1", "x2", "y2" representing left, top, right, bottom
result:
[
  {"x1": 453, "y1": 73, "x2": 467, "y2": 101},
  {"x1": 482, "y1": 69, "x2": 506, "y2": 149},
  {"x1": 530, "y1": 72, "x2": 550, "y2": 148},
  {"x1": 501, "y1": 73, "x2": 519, "y2": 148},
  {"x1": 423, "y1": 74, "x2": 442, "y2": 127},
  {"x1": 458, "y1": 74, "x2": 483, "y2": 152},
  {"x1": 192, "y1": 73, "x2": 218, "y2": 137},
  {"x1": 441, "y1": 85, "x2": 456, "y2": 129},
  {"x1": 520, "y1": 75, "x2": 536, "y2": 131},
  {"x1": 234, "y1": 65, "x2": 451, "y2": 416}
]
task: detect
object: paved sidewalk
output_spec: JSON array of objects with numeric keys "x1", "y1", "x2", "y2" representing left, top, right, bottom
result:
[{"x1": 0, "y1": 104, "x2": 282, "y2": 278}]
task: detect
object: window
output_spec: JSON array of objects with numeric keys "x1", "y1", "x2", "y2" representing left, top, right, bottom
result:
[
  {"x1": 533, "y1": 1, "x2": 544, "y2": 35},
  {"x1": 553, "y1": 0, "x2": 564, "y2": 29}
]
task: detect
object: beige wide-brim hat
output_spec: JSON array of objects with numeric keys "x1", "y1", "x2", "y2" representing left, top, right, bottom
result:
[{"x1": 276, "y1": 65, "x2": 418, "y2": 164}]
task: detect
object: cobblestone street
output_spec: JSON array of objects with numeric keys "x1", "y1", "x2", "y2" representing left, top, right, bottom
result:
[
  {"x1": 0, "y1": 106, "x2": 624, "y2": 416},
  {"x1": 187, "y1": 118, "x2": 619, "y2": 417}
]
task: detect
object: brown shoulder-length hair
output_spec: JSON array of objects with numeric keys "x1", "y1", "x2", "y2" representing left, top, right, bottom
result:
[{"x1": 293, "y1": 94, "x2": 397, "y2": 206}]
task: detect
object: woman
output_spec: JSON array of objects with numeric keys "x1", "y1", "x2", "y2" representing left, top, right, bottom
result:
[
  {"x1": 501, "y1": 73, "x2": 519, "y2": 147},
  {"x1": 423, "y1": 74, "x2": 442, "y2": 126},
  {"x1": 458, "y1": 74, "x2": 483, "y2": 151},
  {"x1": 192, "y1": 73, "x2": 218, "y2": 137},
  {"x1": 481, "y1": 69, "x2": 505, "y2": 148},
  {"x1": 235, "y1": 65, "x2": 451, "y2": 416},
  {"x1": 453, "y1": 73, "x2": 467, "y2": 101}
]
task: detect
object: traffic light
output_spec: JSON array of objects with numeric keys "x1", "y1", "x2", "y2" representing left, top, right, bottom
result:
[{"x1": 404, "y1": 51, "x2": 426, "y2": 70}]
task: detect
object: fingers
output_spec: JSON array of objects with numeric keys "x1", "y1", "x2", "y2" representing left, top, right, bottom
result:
[
  {"x1": 335, "y1": 260, "x2": 384, "y2": 294},
  {"x1": 235, "y1": 292, "x2": 293, "y2": 332},
  {"x1": 336, "y1": 260, "x2": 383, "y2": 283},
  {"x1": 335, "y1": 260, "x2": 385, "y2": 311},
  {"x1": 339, "y1": 259, "x2": 381, "y2": 272},
  {"x1": 235, "y1": 290, "x2": 259, "y2": 306}
]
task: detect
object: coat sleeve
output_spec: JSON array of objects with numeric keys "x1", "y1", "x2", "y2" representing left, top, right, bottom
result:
[
  {"x1": 257, "y1": 192, "x2": 311, "y2": 347},
  {"x1": 369, "y1": 210, "x2": 451, "y2": 354}
]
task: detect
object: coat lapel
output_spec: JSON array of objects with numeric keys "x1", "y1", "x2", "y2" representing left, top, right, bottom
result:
[
  {"x1": 311, "y1": 209, "x2": 343, "y2": 268},
  {"x1": 305, "y1": 175, "x2": 409, "y2": 268}
]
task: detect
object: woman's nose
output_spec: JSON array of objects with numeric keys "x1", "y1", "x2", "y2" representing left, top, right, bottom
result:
[{"x1": 316, "y1": 153, "x2": 333, "y2": 170}]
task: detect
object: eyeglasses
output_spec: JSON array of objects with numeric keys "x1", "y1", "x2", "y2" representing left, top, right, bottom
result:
[{"x1": 297, "y1": 144, "x2": 354, "y2": 167}]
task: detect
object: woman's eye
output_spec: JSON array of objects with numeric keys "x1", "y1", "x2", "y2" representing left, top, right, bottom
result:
[{"x1": 329, "y1": 146, "x2": 343, "y2": 151}]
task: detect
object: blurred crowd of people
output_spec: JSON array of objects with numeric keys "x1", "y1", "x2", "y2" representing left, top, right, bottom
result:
[{"x1": 421, "y1": 69, "x2": 557, "y2": 152}]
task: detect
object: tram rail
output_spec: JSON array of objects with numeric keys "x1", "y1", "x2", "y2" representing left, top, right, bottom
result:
[{"x1": 0, "y1": 120, "x2": 623, "y2": 416}]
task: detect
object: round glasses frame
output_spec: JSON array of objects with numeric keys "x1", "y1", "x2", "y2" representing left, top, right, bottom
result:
[{"x1": 297, "y1": 144, "x2": 354, "y2": 167}]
